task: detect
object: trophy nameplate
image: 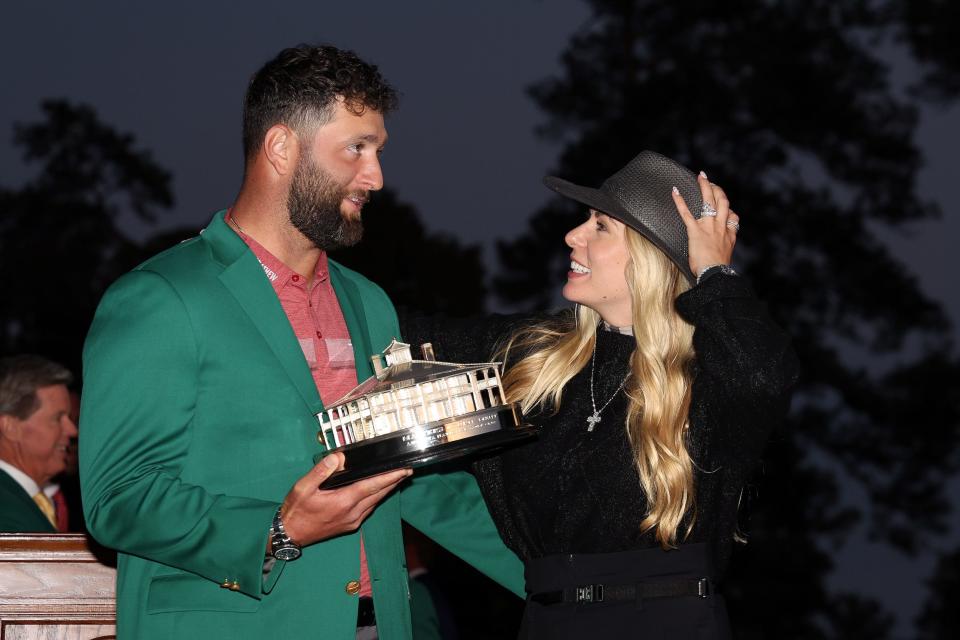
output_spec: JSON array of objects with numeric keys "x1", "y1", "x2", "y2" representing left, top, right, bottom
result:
[{"x1": 316, "y1": 340, "x2": 537, "y2": 488}]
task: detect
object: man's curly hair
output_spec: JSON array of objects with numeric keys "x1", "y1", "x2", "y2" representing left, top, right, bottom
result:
[{"x1": 242, "y1": 44, "x2": 399, "y2": 162}]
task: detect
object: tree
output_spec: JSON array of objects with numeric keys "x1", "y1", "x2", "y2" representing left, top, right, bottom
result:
[
  {"x1": 916, "y1": 546, "x2": 960, "y2": 639},
  {"x1": 333, "y1": 188, "x2": 488, "y2": 316},
  {"x1": 496, "y1": 1, "x2": 960, "y2": 636},
  {"x1": 895, "y1": 0, "x2": 960, "y2": 101},
  {"x1": 0, "y1": 100, "x2": 173, "y2": 373}
]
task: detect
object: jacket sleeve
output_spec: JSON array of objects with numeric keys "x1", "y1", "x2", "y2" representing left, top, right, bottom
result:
[
  {"x1": 399, "y1": 469, "x2": 526, "y2": 597},
  {"x1": 394, "y1": 313, "x2": 526, "y2": 597},
  {"x1": 674, "y1": 273, "x2": 800, "y2": 466},
  {"x1": 79, "y1": 270, "x2": 278, "y2": 598}
]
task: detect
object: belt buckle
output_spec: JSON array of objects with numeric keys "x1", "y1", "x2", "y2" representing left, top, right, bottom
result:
[
  {"x1": 697, "y1": 578, "x2": 711, "y2": 598},
  {"x1": 575, "y1": 583, "x2": 604, "y2": 603}
]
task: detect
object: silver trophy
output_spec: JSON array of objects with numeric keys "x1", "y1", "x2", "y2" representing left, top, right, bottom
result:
[{"x1": 317, "y1": 339, "x2": 537, "y2": 488}]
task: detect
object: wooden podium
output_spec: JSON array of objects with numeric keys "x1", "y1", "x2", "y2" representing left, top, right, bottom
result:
[{"x1": 0, "y1": 534, "x2": 116, "y2": 640}]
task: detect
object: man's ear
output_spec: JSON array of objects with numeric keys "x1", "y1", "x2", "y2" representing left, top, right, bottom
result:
[
  {"x1": 0, "y1": 414, "x2": 21, "y2": 442},
  {"x1": 262, "y1": 124, "x2": 297, "y2": 177}
]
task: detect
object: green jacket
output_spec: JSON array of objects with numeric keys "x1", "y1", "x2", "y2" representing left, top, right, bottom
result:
[
  {"x1": 79, "y1": 211, "x2": 523, "y2": 639},
  {"x1": 0, "y1": 468, "x2": 57, "y2": 533}
]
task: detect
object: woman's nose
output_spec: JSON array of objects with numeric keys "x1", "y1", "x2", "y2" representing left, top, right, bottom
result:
[{"x1": 565, "y1": 219, "x2": 589, "y2": 248}]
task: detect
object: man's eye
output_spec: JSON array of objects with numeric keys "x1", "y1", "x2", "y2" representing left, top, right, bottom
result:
[{"x1": 596, "y1": 221, "x2": 607, "y2": 231}]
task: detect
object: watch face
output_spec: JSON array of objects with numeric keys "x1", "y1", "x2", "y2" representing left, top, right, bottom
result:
[{"x1": 274, "y1": 545, "x2": 302, "y2": 562}]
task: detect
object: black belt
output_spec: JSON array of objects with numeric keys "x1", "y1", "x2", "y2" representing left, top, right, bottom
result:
[
  {"x1": 357, "y1": 596, "x2": 376, "y2": 627},
  {"x1": 530, "y1": 577, "x2": 714, "y2": 606}
]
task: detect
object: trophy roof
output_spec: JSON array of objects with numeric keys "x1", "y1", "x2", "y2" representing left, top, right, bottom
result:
[{"x1": 327, "y1": 342, "x2": 501, "y2": 408}]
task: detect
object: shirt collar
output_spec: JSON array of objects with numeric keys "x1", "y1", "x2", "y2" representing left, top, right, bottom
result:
[
  {"x1": 600, "y1": 320, "x2": 634, "y2": 336},
  {"x1": 226, "y1": 213, "x2": 330, "y2": 290},
  {"x1": 0, "y1": 459, "x2": 41, "y2": 497}
]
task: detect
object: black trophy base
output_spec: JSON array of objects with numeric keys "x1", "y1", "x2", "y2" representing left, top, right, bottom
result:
[{"x1": 319, "y1": 405, "x2": 537, "y2": 489}]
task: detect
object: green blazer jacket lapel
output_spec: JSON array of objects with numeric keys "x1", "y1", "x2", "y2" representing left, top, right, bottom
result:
[
  {"x1": 329, "y1": 262, "x2": 376, "y2": 384},
  {"x1": 204, "y1": 211, "x2": 323, "y2": 416},
  {"x1": 202, "y1": 211, "x2": 384, "y2": 415}
]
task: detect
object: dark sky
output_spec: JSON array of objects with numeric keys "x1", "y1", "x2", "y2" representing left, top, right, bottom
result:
[
  {"x1": 3, "y1": 2, "x2": 957, "y2": 635},
  {"x1": 2, "y1": 1, "x2": 590, "y2": 255}
]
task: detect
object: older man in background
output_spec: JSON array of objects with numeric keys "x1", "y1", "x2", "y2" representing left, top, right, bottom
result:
[{"x1": 0, "y1": 355, "x2": 77, "y2": 532}]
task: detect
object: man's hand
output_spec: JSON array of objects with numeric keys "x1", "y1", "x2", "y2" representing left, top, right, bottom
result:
[{"x1": 279, "y1": 453, "x2": 412, "y2": 547}]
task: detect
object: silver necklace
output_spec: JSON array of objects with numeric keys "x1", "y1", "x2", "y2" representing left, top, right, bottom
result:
[
  {"x1": 587, "y1": 339, "x2": 631, "y2": 432},
  {"x1": 228, "y1": 214, "x2": 247, "y2": 236}
]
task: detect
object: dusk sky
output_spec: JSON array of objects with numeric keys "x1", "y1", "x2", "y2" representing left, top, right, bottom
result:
[{"x1": 3, "y1": 2, "x2": 957, "y2": 635}]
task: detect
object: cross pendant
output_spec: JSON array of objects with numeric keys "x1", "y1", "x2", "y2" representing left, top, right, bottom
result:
[{"x1": 586, "y1": 413, "x2": 601, "y2": 432}]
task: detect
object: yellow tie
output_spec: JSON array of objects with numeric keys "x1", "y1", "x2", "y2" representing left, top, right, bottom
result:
[{"x1": 33, "y1": 492, "x2": 57, "y2": 528}]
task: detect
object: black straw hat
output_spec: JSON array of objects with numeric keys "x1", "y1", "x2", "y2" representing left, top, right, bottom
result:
[{"x1": 544, "y1": 150, "x2": 703, "y2": 285}]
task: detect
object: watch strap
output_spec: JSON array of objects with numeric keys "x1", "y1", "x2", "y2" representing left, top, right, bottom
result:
[{"x1": 270, "y1": 506, "x2": 302, "y2": 561}]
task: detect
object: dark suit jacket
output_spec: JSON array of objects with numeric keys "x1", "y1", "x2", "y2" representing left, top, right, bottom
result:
[{"x1": 0, "y1": 467, "x2": 56, "y2": 532}]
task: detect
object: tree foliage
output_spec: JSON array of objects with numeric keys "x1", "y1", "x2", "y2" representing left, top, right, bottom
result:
[
  {"x1": 916, "y1": 545, "x2": 960, "y2": 639},
  {"x1": 0, "y1": 100, "x2": 173, "y2": 373},
  {"x1": 332, "y1": 188, "x2": 488, "y2": 316},
  {"x1": 496, "y1": 1, "x2": 960, "y2": 635},
  {"x1": 894, "y1": 0, "x2": 960, "y2": 101}
]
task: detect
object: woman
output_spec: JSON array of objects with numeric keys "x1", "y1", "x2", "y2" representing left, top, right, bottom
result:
[{"x1": 406, "y1": 151, "x2": 798, "y2": 638}]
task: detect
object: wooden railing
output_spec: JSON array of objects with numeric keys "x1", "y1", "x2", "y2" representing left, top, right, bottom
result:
[{"x1": 0, "y1": 534, "x2": 116, "y2": 640}]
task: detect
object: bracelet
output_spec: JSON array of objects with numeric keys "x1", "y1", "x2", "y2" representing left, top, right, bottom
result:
[
  {"x1": 270, "y1": 506, "x2": 302, "y2": 561},
  {"x1": 696, "y1": 264, "x2": 737, "y2": 285}
]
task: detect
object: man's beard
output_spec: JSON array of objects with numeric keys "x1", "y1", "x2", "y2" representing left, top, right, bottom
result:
[{"x1": 287, "y1": 152, "x2": 365, "y2": 252}]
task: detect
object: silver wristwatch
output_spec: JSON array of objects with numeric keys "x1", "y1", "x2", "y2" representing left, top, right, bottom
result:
[{"x1": 270, "y1": 507, "x2": 302, "y2": 561}]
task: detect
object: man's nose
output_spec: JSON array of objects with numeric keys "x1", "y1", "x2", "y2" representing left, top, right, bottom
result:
[{"x1": 360, "y1": 156, "x2": 383, "y2": 191}]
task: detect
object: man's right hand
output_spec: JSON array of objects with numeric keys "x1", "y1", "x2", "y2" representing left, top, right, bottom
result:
[{"x1": 278, "y1": 453, "x2": 412, "y2": 547}]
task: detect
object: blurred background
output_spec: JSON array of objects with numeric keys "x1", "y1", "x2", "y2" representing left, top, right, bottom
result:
[{"x1": 2, "y1": 1, "x2": 958, "y2": 638}]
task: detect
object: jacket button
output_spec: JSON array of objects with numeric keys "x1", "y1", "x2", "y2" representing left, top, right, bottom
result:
[
  {"x1": 345, "y1": 580, "x2": 361, "y2": 595},
  {"x1": 229, "y1": 581, "x2": 241, "y2": 591},
  {"x1": 220, "y1": 580, "x2": 232, "y2": 589}
]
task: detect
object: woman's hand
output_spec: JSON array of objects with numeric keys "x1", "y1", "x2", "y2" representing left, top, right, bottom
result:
[{"x1": 671, "y1": 171, "x2": 739, "y2": 278}]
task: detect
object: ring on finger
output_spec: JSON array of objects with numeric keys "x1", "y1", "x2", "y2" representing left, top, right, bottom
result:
[
  {"x1": 726, "y1": 220, "x2": 740, "y2": 231},
  {"x1": 701, "y1": 202, "x2": 718, "y2": 218}
]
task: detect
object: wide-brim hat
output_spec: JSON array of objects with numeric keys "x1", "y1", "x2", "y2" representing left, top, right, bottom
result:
[{"x1": 544, "y1": 150, "x2": 703, "y2": 285}]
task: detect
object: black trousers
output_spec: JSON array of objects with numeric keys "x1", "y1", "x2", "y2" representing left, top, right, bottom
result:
[{"x1": 519, "y1": 544, "x2": 731, "y2": 640}]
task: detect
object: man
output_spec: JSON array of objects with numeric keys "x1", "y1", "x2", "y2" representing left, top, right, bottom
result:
[
  {"x1": 80, "y1": 45, "x2": 522, "y2": 639},
  {"x1": 44, "y1": 388, "x2": 83, "y2": 532},
  {"x1": 0, "y1": 355, "x2": 77, "y2": 532}
]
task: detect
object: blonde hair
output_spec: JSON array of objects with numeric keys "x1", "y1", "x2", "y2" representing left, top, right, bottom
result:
[{"x1": 498, "y1": 229, "x2": 696, "y2": 548}]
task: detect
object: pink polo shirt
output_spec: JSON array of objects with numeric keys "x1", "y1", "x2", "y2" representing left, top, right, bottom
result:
[{"x1": 228, "y1": 214, "x2": 373, "y2": 598}]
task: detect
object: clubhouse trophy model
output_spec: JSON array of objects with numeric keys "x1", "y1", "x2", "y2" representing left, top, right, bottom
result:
[{"x1": 317, "y1": 340, "x2": 536, "y2": 488}]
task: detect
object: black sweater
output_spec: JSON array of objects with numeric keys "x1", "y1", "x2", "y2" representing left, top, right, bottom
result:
[{"x1": 401, "y1": 274, "x2": 799, "y2": 579}]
